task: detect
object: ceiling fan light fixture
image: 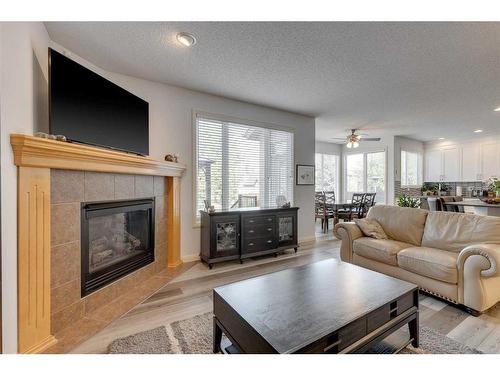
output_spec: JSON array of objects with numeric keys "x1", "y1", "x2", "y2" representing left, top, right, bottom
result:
[
  {"x1": 352, "y1": 141, "x2": 360, "y2": 148},
  {"x1": 346, "y1": 141, "x2": 353, "y2": 149}
]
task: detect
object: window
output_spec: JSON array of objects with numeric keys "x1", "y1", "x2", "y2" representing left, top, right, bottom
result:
[
  {"x1": 345, "y1": 151, "x2": 386, "y2": 204},
  {"x1": 195, "y1": 115, "x2": 294, "y2": 219},
  {"x1": 315, "y1": 153, "x2": 339, "y2": 193},
  {"x1": 401, "y1": 150, "x2": 423, "y2": 187}
]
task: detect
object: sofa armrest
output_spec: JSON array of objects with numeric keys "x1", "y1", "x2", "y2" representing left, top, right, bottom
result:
[
  {"x1": 458, "y1": 244, "x2": 499, "y2": 278},
  {"x1": 333, "y1": 222, "x2": 364, "y2": 263},
  {"x1": 457, "y1": 243, "x2": 500, "y2": 312}
]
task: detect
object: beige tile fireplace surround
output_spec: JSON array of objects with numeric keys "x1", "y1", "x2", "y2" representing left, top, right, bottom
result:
[
  {"x1": 50, "y1": 171, "x2": 168, "y2": 334},
  {"x1": 10, "y1": 134, "x2": 186, "y2": 354}
]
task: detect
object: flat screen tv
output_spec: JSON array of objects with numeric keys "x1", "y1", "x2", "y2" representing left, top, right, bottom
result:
[{"x1": 49, "y1": 48, "x2": 149, "y2": 155}]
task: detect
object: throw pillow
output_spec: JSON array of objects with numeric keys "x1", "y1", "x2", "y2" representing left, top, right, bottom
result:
[{"x1": 354, "y1": 218, "x2": 388, "y2": 240}]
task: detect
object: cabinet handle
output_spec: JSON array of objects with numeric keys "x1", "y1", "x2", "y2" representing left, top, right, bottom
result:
[
  {"x1": 267, "y1": 240, "x2": 272, "y2": 244},
  {"x1": 267, "y1": 218, "x2": 272, "y2": 222},
  {"x1": 267, "y1": 228, "x2": 272, "y2": 232},
  {"x1": 249, "y1": 220, "x2": 254, "y2": 223},
  {"x1": 248, "y1": 242, "x2": 254, "y2": 246},
  {"x1": 249, "y1": 230, "x2": 254, "y2": 233}
]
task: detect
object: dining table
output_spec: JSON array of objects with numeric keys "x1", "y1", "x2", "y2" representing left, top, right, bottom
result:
[{"x1": 326, "y1": 200, "x2": 361, "y2": 225}]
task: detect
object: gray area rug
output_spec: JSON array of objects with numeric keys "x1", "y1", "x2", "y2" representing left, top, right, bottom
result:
[
  {"x1": 109, "y1": 326, "x2": 172, "y2": 354},
  {"x1": 108, "y1": 312, "x2": 480, "y2": 354}
]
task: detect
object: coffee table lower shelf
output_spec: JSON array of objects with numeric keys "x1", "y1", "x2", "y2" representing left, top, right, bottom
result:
[{"x1": 215, "y1": 306, "x2": 418, "y2": 354}]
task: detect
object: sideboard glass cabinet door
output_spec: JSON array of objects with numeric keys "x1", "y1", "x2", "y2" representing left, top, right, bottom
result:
[
  {"x1": 211, "y1": 215, "x2": 240, "y2": 258},
  {"x1": 277, "y1": 214, "x2": 296, "y2": 247}
]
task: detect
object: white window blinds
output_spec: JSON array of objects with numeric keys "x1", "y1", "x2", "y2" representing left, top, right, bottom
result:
[{"x1": 195, "y1": 116, "x2": 294, "y2": 217}]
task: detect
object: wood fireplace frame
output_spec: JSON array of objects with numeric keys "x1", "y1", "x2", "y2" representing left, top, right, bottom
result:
[{"x1": 10, "y1": 134, "x2": 186, "y2": 353}]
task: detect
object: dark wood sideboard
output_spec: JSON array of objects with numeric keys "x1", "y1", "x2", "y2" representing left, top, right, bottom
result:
[{"x1": 200, "y1": 207, "x2": 299, "y2": 269}]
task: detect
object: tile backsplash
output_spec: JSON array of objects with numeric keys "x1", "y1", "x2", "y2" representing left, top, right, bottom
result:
[{"x1": 394, "y1": 180, "x2": 490, "y2": 201}]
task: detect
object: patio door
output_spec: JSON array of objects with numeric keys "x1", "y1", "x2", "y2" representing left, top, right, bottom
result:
[{"x1": 344, "y1": 151, "x2": 386, "y2": 204}]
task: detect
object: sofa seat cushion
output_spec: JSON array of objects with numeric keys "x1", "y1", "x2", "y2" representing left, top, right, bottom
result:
[
  {"x1": 397, "y1": 247, "x2": 459, "y2": 284},
  {"x1": 353, "y1": 237, "x2": 413, "y2": 266}
]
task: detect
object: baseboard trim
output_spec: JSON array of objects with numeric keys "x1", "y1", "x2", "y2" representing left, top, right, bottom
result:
[
  {"x1": 298, "y1": 236, "x2": 317, "y2": 244},
  {"x1": 22, "y1": 335, "x2": 57, "y2": 354},
  {"x1": 181, "y1": 254, "x2": 201, "y2": 263}
]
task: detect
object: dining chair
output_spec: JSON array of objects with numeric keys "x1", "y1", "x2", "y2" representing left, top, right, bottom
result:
[
  {"x1": 315, "y1": 191, "x2": 335, "y2": 233},
  {"x1": 324, "y1": 190, "x2": 336, "y2": 204},
  {"x1": 350, "y1": 193, "x2": 366, "y2": 220},
  {"x1": 362, "y1": 193, "x2": 376, "y2": 218}
]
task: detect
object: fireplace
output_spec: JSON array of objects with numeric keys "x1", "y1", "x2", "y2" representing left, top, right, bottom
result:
[{"x1": 81, "y1": 198, "x2": 155, "y2": 296}]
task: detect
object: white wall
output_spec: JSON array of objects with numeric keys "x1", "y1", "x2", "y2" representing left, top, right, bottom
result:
[
  {"x1": 315, "y1": 141, "x2": 342, "y2": 155},
  {"x1": 0, "y1": 22, "x2": 50, "y2": 353}
]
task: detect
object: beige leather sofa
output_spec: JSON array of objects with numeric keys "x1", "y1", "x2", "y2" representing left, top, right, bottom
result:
[{"x1": 333, "y1": 205, "x2": 500, "y2": 314}]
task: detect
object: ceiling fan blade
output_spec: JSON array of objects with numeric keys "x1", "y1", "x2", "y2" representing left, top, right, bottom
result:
[
  {"x1": 361, "y1": 138, "x2": 381, "y2": 141},
  {"x1": 330, "y1": 138, "x2": 347, "y2": 140}
]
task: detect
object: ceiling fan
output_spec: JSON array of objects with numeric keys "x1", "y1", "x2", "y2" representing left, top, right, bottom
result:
[{"x1": 330, "y1": 129, "x2": 381, "y2": 148}]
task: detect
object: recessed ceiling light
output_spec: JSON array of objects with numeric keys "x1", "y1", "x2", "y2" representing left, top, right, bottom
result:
[
  {"x1": 474, "y1": 129, "x2": 483, "y2": 133},
  {"x1": 494, "y1": 107, "x2": 500, "y2": 112},
  {"x1": 438, "y1": 137, "x2": 445, "y2": 140},
  {"x1": 176, "y1": 32, "x2": 197, "y2": 47}
]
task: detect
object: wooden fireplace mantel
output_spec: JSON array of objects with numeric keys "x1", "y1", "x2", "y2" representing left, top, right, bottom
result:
[
  {"x1": 11, "y1": 134, "x2": 186, "y2": 177},
  {"x1": 10, "y1": 134, "x2": 186, "y2": 354}
]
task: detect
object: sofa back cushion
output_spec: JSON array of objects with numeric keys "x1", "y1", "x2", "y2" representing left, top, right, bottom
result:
[
  {"x1": 422, "y1": 211, "x2": 500, "y2": 252},
  {"x1": 366, "y1": 205, "x2": 428, "y2": 246}
]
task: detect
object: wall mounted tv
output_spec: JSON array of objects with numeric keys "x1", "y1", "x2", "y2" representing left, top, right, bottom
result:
[{"x1": 49, "y1": 48, "x2": 149, "y2": 155}]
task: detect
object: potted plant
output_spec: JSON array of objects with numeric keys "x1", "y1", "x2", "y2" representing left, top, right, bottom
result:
[
  {"x1": 489, "y1": 177, "x2": 500, "y2": 198},
  {"x1": 397, "y1": 194, "x2": 421, "y2": 208},
  {"x1": 420, "y1": 182, "x2": 438, "y2": 196}
]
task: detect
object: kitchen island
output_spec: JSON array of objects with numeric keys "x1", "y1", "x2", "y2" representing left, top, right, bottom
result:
[{"x1": 444, "y1": 200, "x2": 500, "y2": 217}]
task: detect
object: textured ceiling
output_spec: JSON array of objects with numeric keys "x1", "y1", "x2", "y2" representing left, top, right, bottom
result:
[{"x1": 44, "y1": 22, "x2": 500, "y2": 142}]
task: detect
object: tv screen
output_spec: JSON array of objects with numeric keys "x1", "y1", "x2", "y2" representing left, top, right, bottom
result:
[{"x1": 49, "y1": 48, "x2": 149, "y2": 155}]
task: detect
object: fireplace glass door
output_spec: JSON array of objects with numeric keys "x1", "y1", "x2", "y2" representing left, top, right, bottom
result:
[{"x1": 81, "y1": 199, "x2": 155, "y2": 296}]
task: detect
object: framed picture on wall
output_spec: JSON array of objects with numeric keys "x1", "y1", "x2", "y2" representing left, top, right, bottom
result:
[{"x1": 296, "y1": 164, "x2": 315, "y2": 185}]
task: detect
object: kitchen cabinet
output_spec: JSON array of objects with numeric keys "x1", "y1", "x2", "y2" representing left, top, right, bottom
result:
[
  {"x1": 480, "y1": 142, "x2": 499, "y2": 180},
  {"x1": 442, "y1": 147, "x2": 460, "y2": 181},
  {"x1": 425, "y1": 140, "x2": 500, "y2": 182},
  {"x1": 424, "y1": 147, "x2": 459, "y2": 182},
  {"x1": 461, "y1": 143, "x2": 481, "y2": 181},
  {"x1": 425, "y1": 149, "x2": 442, "y2": 182}
]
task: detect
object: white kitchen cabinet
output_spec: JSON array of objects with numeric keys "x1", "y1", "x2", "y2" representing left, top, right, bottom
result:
[
  {"x1": 425, "y1": 149, "x2": 442, "y2": 182},
  {"x1": 480, "y1": 142, "x2": 499, "y2": 180},
  {"x1": 461, "y1": 143, "x2": 481, "y2": 181},
  {"x1": 425, "y1": 140, "x2": 499, "y2": 182},
  {"x1": 442, "y1": 147, "x2": 460, "y2": 181}
]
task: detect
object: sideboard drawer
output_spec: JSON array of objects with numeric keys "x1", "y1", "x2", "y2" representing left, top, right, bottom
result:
[
  {"x1": 243, "y1": 237, "x2": 277, "y2": 252},
  {"x1": 245, "y1": 223, "x2": 275, "y2": 238},
  {"x1": 243, "y1": 215, "x2": 275, "y2": 226}
]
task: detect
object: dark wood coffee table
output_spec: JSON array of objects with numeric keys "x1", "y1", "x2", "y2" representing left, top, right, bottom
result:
[{"x1": 213, "y1": 259, "x2": 419, "y2": 354}]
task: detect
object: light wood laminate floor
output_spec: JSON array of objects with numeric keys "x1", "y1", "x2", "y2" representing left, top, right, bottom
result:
[{"x1": 72, "y1": 234, "x2": 500, "y2": 354}]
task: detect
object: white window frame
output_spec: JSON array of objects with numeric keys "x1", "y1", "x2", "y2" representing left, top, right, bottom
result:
[
  {"x1": 400, "y1": 149, "x2": 423, "y2": 188},
  {"x1": 192, "y1": 110, "x2": 295, "y2": 227},
  {"x1": 315, "y1": 152, "x2": 340, "y2": 195},
  {"x1": 343, "y1": 148, "x2": 388, "y2": 204}
]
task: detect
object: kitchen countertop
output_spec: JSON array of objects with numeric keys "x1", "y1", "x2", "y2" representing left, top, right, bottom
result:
[{"x1": 444, "y1": 201, "x2": 500, "y2": 208}]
